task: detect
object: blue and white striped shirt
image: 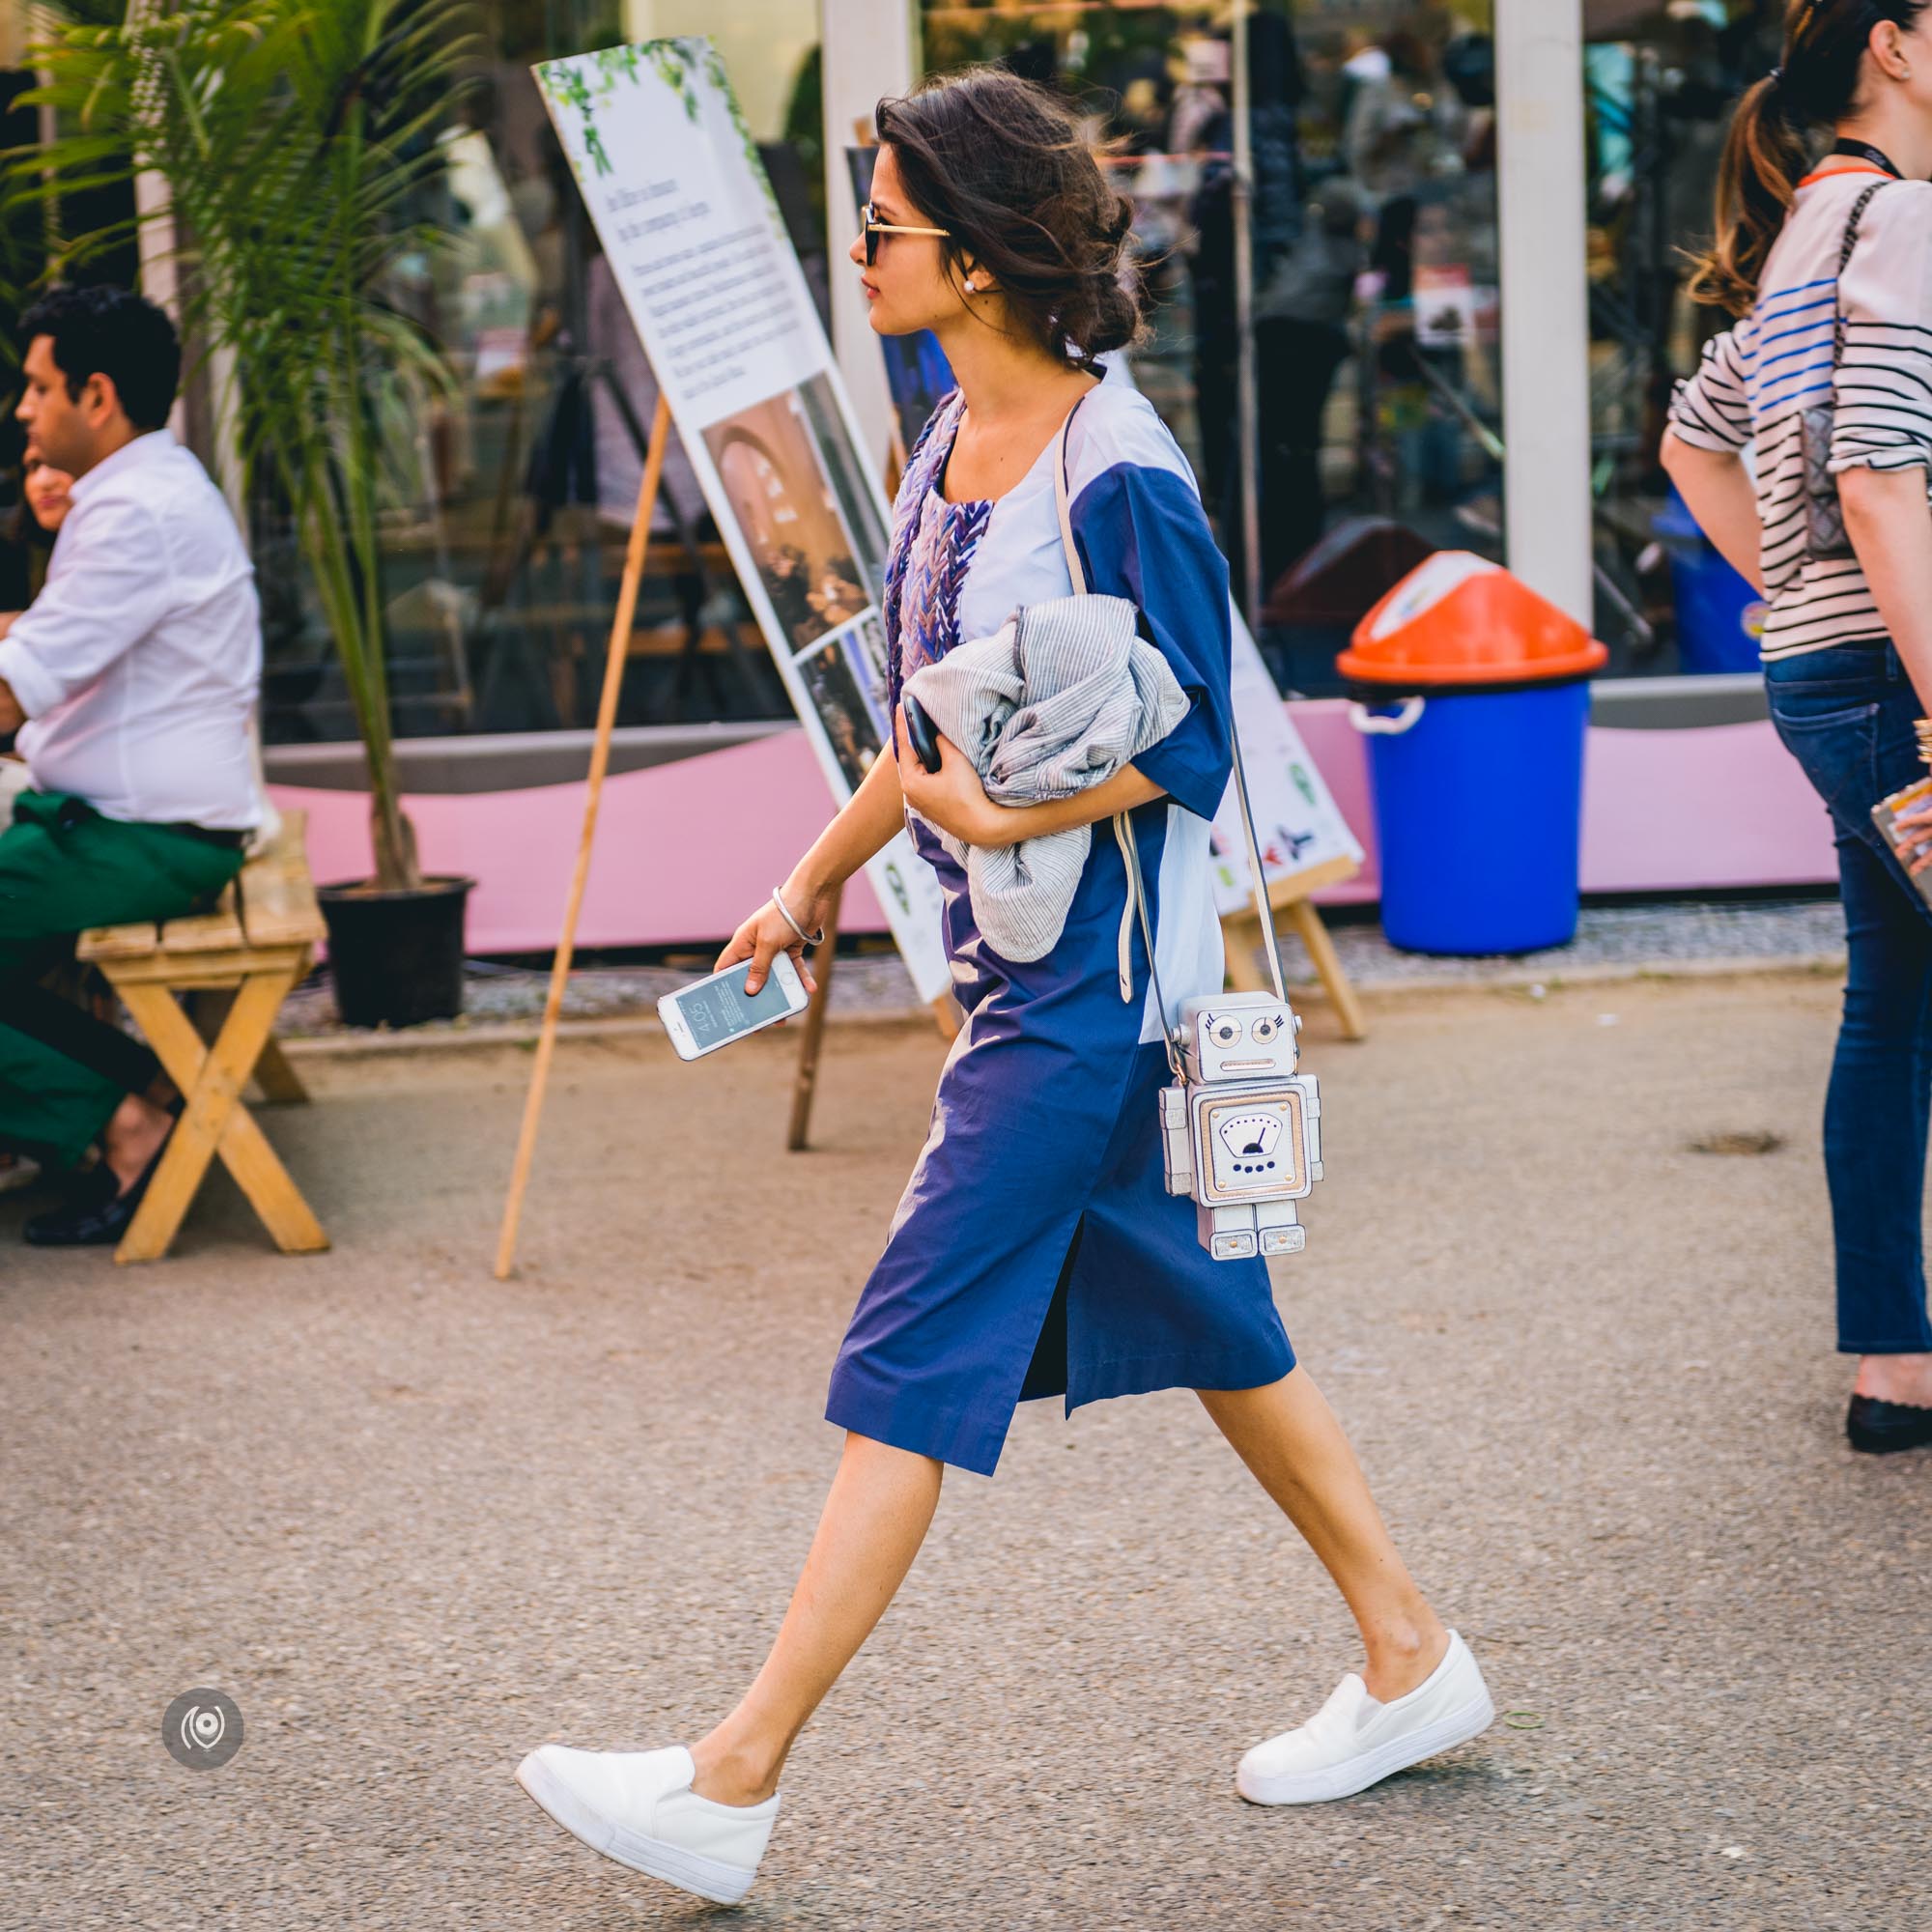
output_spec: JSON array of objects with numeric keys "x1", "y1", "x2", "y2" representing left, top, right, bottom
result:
[{"x1": 1669, "y1": 168, "x2": 1932, "y2": 661}]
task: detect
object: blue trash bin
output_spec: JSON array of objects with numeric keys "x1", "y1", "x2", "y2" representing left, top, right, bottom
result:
[
  {"x1": 1338, "y1": 554, "x2": 1608, "y2": 956},
  {"x1": 1654, "y1": 485, "x2": 1764, "y2": 674},
  {"x1": 1353, "y1": 682, "x2": 1594, "y2": 954}
]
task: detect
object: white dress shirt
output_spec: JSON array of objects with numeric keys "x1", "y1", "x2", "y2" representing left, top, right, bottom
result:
[{"x1": 0, "y1": 428, "x2": 263, "y2": 830}]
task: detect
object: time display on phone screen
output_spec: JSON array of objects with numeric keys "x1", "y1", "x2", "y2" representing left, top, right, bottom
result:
[{"x1": 675, "y1": 965, "x2": 792, "y2": 1048}]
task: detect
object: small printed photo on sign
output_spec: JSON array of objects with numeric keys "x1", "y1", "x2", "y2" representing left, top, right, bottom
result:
[
  {"x1": 796, "y1": 629, "x2": 884, "y2": 793},
  {"x1": 837, "y1": 611, "x2": 893, "y2": 738},
  {"x1": 793, "y1": 371, "x2": 891, "y2": 593},
  {"x1": 703, "y1": 387, "x2": 869, "y2": 654}
]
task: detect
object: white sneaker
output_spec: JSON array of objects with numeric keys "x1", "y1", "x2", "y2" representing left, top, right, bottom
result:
[
  {"x1": 1237, "y1": 1630, "x2": 1494, "y2": 1804},
  {"x1": 515, "y1": 1743, "x2": 780, "y2": 1904}
]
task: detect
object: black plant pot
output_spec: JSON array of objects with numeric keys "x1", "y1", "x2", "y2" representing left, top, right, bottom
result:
[{"x1": 318, "y1": 876, "x2": 475, "y2": 1029}]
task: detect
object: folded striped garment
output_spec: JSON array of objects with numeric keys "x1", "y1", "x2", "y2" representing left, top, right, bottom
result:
[{"x1": 903, "y1": 591, "x2": 1188, "y2": 964}]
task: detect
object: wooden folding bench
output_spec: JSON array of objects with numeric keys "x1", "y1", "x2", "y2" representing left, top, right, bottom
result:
[{"x1": 76, "y1": 810, "x2": 329, "y2": 1264}]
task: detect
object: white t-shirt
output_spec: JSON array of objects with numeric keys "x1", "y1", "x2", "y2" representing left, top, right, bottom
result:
[
  {"x1": 0, "y1": 428, "x2": 263, "y2": 828},
  {"x1": 1669, "y1": 167, "x2": 1932, "y2": 662}
]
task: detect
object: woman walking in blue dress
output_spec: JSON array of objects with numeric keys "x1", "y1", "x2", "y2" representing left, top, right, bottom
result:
[{"x1": 518, "y1": 69, "x2": 1492, "y2": 1905}]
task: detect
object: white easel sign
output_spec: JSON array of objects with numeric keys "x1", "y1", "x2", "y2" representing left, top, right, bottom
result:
[
  {"x1": 535, "y1": 40, "x2": 951, "y2": 1004},
  {"x1": 1209, "y1": 617, "x2": 1365, "y2": 916}
]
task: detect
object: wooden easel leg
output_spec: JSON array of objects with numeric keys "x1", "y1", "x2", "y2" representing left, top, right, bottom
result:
[
  {"x1": 786, "y1": 883, "x2": 843, "y2": 1152},
  {"x1": 1287, "y1": 896, "x2": 1367, "y2": 1041},
  {"x1": 495, "y1": 392, "x2": 673, "y2": 1280}
]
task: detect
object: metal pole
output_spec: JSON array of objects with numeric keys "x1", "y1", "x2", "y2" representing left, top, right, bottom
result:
[
  {"x1": 822, "y1": 0, "x2": 916, "y2": 475},
  {"x1": 1231, "y1": 0, "x2": 1261, "y2": 627},
  {"x1": 1494, "y1": 0, "x2": 1593, "y2": 627}
]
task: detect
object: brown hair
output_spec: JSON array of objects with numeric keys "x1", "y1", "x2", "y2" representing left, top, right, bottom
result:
[
  {"x1": 1689, "y1": 0, "x2": 1932, "y2": 315},
  {"x1": 874, "y1": 68, "x2": 1144, "y2": 369}
]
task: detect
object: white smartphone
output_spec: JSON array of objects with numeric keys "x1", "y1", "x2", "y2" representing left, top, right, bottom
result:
[{"x1": 658, "y1": 952, "x2": 810, "y2": 1061}]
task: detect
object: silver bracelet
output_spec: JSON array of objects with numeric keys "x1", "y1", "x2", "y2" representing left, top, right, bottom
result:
[{"x1": 770, "y1": 884, "x2": 826, "y2": 949}]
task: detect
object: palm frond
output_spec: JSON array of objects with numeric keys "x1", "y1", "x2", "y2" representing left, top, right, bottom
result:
[{"x1": 4, "y1": 0, "x2": 482, "y2": 888}]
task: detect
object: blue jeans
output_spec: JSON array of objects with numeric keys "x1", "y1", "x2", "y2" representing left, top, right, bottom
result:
[{"x1": 1766, "y1": 641, "x2": 1932, "y2": 1354}]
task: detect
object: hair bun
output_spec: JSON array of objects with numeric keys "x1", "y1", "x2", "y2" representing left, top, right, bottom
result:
[{"x1": 876, "y1": 68, "x2": 1149, "y2": 367}]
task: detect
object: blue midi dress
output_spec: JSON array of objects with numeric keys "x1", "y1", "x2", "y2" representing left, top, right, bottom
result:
[{"x1": 824, "y1": 376, "x2": 1294, "y2": 1477}]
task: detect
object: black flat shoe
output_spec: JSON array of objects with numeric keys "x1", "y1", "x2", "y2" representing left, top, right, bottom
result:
[
  {"x1": 23, "y1": 1128, "x2": 172, "y2": 1248},
  {"x1": 1846, "y1": 1393, "x2": 1932, "y2": 1455}
]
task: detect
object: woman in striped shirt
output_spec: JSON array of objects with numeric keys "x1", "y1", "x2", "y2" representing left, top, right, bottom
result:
[{"x1": 1664, "y1": 0, "x2": 1932, "y2": 1454}]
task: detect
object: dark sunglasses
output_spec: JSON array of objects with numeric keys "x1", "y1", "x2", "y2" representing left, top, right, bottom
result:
[{"x1": 861, "y1": 200, "x2": 951, "y2": 268}]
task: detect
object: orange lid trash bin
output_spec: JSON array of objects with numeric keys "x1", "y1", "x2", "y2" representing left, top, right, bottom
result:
[
  {"x1": 1336, "y1": 553, "x2": 1609, "y2": 691},
  {"x1": 1339, "y1": 554, "x2": 1608, "y2": 955}
]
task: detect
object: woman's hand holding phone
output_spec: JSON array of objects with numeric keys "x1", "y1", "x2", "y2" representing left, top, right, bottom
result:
[
  {"x1": 715, "y1": 886, "x2": 827, "y2": 1000},
  {"x1": 712, "y1": 745, "x2": 914, "y2": 1005}
]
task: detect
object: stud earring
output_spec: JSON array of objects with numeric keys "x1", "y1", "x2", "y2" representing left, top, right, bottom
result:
[{"x1": 963, "y1": 276, "x2": 979, "y2": 293}]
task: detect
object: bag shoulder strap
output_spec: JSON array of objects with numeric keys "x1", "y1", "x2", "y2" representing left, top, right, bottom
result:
[
  {"x1": 1049, "y1": 397, "x2": 1292, "y2": 1049},
  {"x1": 1831, "y1": 181, "x2": 1889, "y2": 377},
  {"x1": 1050, "y1": 400, "x2": 1090, "y2": 594}
]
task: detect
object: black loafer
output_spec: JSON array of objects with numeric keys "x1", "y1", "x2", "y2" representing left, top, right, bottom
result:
[
  {"x1": 1847, "y1": 1393, "x2": 1932, "y2": 1455},
  {"x1": 23, "y1": 1130, "x2": 171, "y2": 1248}
]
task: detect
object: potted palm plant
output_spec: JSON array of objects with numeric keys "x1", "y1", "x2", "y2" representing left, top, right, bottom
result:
[{"x1": 10, "y1": 0, "x2": 479, "y2": 1027}]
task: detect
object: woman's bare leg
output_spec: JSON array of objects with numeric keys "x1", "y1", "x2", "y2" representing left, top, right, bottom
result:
[
  {"x1": 688, "y1": 1431, "x2": 942, "y2": 1805},
  {"x1": 1199, "y1": 1367, "x2": 1448, "y2": 1703}
]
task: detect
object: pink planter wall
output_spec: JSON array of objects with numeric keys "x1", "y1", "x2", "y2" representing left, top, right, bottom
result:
[{"x1": 270, "y1": 699, "x2": 1835, "y2": 954}]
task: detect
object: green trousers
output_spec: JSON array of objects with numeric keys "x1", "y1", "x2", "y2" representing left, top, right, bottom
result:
[{"x1": 1, "y1": 789, "x2": 244, "y2": 1168}]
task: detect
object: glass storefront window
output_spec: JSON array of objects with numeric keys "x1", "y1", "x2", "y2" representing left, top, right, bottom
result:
[
  {"x1": 244, "y1": 0, "x2": 1511, "y2": 737},
  {"x1": 921, "y1": 1, "x2": 1502, "y2": 697},
  {"x1": 1585, "y1": 0, "x2": 1781, "y2": 677},
  {"x1": 4, "y1": 2, "x2": 1833, "y2": 764},
  {"x1": 30, "y1": 1, "x2": 1791, "y2": 754},
  {"x1": 256, "y1": 0, "x2": 822, "y2": 744}
]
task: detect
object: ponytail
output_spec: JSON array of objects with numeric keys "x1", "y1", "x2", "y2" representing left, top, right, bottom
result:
[
  {"x1": 1686, "y1": 76, "x2": 1810, "y2": 316},
  {"x1": 1687, "y1": 1, "x2": 1932, "y2": 317}
]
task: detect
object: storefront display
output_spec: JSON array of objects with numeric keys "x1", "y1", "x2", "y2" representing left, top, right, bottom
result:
[
  {"x1": 223, "y1": 0, "x2": 1514, "y2": 746},
  {"x1": 1584, "y1": 0, "x2": 1784, "y2": 674},
  {"x1": 0, "y1": 3, "x2": 1839, "y2": 938}
]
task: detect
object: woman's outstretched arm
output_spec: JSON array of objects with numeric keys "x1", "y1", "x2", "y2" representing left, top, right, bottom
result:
[{"x1": 715, "y1": 741, "x2": 907, "y2": 994}]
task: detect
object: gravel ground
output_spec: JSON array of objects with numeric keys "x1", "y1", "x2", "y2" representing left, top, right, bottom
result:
[
  {"x1": 273, "y1": 895, "x2": 1850, "y2": 1040},
  {"x1": 4, "y1": 972, "x2": 1928, "y2": 1931}
]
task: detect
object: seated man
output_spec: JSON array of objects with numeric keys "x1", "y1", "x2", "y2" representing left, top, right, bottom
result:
[{"x1": 0, "y1": 284, "x2": 262, "y2": 1247}]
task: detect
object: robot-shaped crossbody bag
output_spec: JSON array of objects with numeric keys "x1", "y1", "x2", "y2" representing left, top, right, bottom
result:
[
  {"x1": 1051, "y1": 411, "x2": 1321, "y2": 1264},
  {"x1": 1159, "y1": 992, "x2": 1321, "y2": 1261}
]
